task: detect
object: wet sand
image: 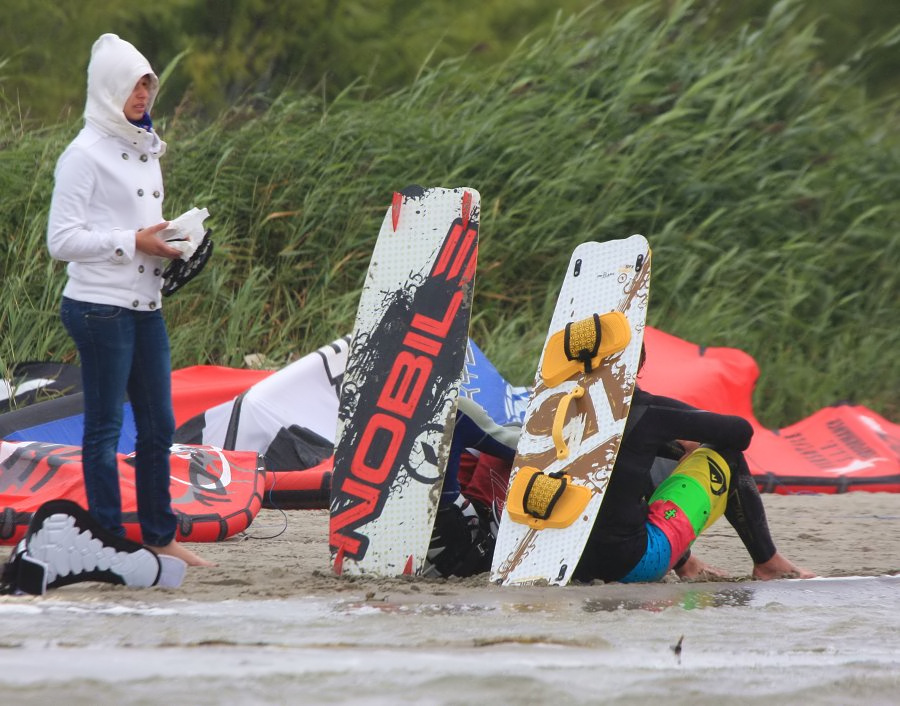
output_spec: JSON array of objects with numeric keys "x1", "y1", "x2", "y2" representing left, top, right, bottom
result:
[
  {"x1": 39, "y1": 491, "x2": 900, "y2": 602},
  {"x1": 4, "y1": 492, "x2": 900, "y2": 706}
]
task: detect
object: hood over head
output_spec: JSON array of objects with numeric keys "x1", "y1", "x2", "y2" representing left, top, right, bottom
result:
[{"x1": 84, "y1": 33, "x2": 165, "y2": 154}]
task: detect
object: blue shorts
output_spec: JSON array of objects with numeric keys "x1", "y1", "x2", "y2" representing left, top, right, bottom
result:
[{"x1": 619, "y1": 522, "x2": 672, "y2": 583}]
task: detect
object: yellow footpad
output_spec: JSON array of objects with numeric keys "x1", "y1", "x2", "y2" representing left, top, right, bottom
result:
[
  {"x1": 541, "y1": 312, "x2": 631, "y2": 388},
  {"x1": 506, "y1": 467, "x2": 593, "y2": 530}
]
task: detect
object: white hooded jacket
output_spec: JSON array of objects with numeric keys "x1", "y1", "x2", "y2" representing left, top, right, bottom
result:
[{"x1": 47, "y1": 34, "x2": 170, "y2": 311}]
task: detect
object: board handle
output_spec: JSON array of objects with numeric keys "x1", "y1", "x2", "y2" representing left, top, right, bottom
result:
[{"x1": 552, "y1": 385, "x2": 585, "y2": 460}]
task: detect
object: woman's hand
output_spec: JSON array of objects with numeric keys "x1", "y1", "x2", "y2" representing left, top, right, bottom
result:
[{"x1": 135, "y1": 222, "x2": 181, "y2": 259}]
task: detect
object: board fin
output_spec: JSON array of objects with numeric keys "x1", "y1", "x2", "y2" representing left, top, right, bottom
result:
[
  {"x1": 333, "y1": 545, "x2": 345, "y2": 576},
  {"x1": 461, "y1": 190, "x2": 472, "y2": 229},
  {"x1": 391, "y1": 191, "x2": 402, "y2": 232}
]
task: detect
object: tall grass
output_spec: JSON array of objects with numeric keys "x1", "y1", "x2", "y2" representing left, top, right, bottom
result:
[{"x1": 1, "y1": 0, "x2": 897, "y2": 427}]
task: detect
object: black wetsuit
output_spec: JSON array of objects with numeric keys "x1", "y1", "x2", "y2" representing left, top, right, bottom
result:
[{"x1": 574, "y1": 388, "x2": 777, "y2": 582}]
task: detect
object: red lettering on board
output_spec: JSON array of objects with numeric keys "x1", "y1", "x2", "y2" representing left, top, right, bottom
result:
[
  {"x1": 351, "y1": 412, "x2": 406, "y2": 484},
  {"x1": 431, "y1": 223, "x2": 464, "y2": 277},
  {"x1": 377, "y1": 351, "x2": 432, "y2": 419},
  {"x1": 447, "y1": 227, "x2": 477, "y2": 280},
  {"x1": 411, "y1": 291, "x2": 462, "y2": 339},
  {"x1": 403, "y1": 330, "x2": 443, "y2": 356},
  {"x1": 329, "y1": 476, "x2": 381, "y2": 556}
]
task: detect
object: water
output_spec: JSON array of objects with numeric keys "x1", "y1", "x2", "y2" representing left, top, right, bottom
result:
[{"x1": 3, "y1": 576, "x2": 900, "y2": 705}]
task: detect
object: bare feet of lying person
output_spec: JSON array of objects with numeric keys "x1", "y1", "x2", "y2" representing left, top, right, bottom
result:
[
  {"x1": 675, "y1": 554, "x2": 731, "y2": 581},
  {"x1": 151, "y1": 540, "x2": 216, "y2": 567},
  {"x1": 752, "y1": 552, "x2": 816, "y2": 580}
]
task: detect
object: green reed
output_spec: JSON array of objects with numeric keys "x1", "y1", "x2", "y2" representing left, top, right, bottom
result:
[{"x1": 1, "y1": 1, "x2": 897, "y2": 427}]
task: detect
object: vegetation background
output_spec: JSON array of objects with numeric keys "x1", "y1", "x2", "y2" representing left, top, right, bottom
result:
[{"x1": 1, "y1": 0, "x2": 897, "y2": 428}]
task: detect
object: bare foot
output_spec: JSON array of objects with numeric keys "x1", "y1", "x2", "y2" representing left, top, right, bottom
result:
[
  {"x1": 752, "y1": 552, "x2": 816, "y2": 580},
  {"x1": 150, "y1": 540, "x2": 216, "y2": 567},
  {"x1": 675, "y1": 554, "x2": 731, "y2": 581}
]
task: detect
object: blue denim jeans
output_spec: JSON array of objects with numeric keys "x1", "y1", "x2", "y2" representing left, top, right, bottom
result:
[{"x1": 61, "y1": 297, "x2": 177, "y2": 546}]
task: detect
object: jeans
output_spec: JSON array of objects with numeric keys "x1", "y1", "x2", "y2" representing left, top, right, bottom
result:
[{"x1": 61, "y1": 297, "x2": 177, "y2": 546}]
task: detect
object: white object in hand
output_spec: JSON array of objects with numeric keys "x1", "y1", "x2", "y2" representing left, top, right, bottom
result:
[{"x1": 159, "y1": 207, "x2": 210, "y2": 261}]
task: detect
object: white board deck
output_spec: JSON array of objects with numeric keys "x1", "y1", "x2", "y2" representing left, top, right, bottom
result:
[
  {"x1": 491, "y1": 235, "x2": 651, "y2": 586},
  {"x1": 329, "y1": 186, "x2": 479, "y2": 577}
]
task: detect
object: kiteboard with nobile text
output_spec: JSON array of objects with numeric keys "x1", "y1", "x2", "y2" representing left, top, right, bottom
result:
[
  {"x1": 329, "y1": 185, "x2": 479, "y2": 577},
  {"x1": 490, "y1": 235, "x2": 651, "y2": 586}
]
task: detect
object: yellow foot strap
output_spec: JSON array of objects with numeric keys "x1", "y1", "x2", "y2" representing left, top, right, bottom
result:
[
  {"x1": 565, "y1": 313, "x2": 603, "y2": 371},
  {"x1": 541, "y1": 312, "x2": 631, "y2": 387},
  {"x1": 523, "y1": 471, "x2": 567, "y2": 520},
  {"x1": 507, "y1": 467, "x2": 593, "y2": 530}
]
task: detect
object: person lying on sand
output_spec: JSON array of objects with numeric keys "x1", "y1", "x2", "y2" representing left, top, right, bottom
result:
[{"x1": 427, "y1": 345, "x2": 815, "y2": 584}]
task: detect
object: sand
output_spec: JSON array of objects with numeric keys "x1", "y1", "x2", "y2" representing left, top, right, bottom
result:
[
  {"x1": 36, "y1": 491, "x2": 899, "y2": 602},
  {"x1": 5, "y1": 492, "x2": 897, "y2": 706}
]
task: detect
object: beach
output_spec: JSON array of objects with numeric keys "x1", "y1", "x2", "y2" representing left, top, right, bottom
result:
[
  {"x1": 3, "y1": 492, "x2": 900, "y2": 705},
  {"x1": 126, "y1": 491, "x2": 900, "y2": 601}
]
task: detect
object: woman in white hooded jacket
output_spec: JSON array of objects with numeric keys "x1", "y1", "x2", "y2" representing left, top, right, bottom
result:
[{"x1": 47, "y1": 34, "x2": 210, "y2": 567}]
